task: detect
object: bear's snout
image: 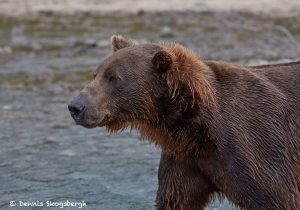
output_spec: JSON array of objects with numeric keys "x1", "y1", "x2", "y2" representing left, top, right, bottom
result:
[
  {"x1": 68, "y1": 96, "x2": 110, "y2": 128},
  {"x1": 68, "y1": 100, "x2": 86, "y2": 122}
]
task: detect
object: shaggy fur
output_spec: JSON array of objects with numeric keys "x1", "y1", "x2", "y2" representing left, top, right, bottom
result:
[{"x1": 69, "y1": 35, "x2": 300, "y2": 210}]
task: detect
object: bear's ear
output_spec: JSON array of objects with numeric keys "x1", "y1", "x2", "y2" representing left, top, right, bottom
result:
[
  {"x1": 152, "y1": 50, "x2": 173, "y2": 72},
  {"x1": 111, "y1": 35, "x2": 133, "y2": 52}
]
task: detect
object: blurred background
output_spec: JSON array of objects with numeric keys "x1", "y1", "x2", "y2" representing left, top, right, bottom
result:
[{"x1": 0, "y1": 0, "x2": 299, "y2": 209}]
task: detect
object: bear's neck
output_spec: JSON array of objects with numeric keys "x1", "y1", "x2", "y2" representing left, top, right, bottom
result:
[
  {"x1": 135, "y1": 106, "x2": 217, "y2": 159},
  {"x1": 137, "y1": 48, "x2": 218, "y2": 159}
]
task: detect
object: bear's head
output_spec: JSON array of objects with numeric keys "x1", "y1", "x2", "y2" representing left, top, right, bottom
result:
[{"x1": 68, "y1": 35, "x2": 216, "y2": 156}]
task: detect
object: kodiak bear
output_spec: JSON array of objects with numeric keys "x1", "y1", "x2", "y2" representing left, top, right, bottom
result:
[{"x1": 68, "y1": 35, "x2": 300, "y2": 210}]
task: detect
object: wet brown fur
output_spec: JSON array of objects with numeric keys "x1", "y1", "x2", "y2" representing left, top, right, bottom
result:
[
  {"x1": 70, "y1": 35, "x2": 300, "y2": 210},
  {"x1": 130, "y1": 44, "x2": 218, "y2": 158}
]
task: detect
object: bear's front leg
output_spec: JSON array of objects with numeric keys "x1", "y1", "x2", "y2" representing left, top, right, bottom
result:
[{"x1": 155, "y1": 152, "x2": 217, "y2": 210}]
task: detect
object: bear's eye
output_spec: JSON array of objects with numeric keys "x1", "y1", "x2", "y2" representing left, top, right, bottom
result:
[
  {"x1": 104, "y1": 71, "x2": 118, "y2": 83},
  {"x1": 108, "y1": 75, "x2": 116, "y2": 82}
]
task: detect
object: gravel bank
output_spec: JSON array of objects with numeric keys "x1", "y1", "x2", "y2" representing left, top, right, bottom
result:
[{"x1": 0, "y1": 0, "x2": 300, "y2": 16}]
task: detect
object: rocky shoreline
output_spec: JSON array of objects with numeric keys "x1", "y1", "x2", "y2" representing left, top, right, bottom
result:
[{"x1": 0, "y1": 0, "x2": 300, "y2": 17}]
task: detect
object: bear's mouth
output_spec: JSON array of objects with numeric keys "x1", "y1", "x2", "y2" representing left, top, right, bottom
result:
[
  {"x1": 77, "y1": 121, "x2": 98, "y2": 129},
  {"x1": 72, "y1": 115, "x2": 97, "y2": 128},
  {"x1": 73, "y1": 112, "x2": 111, "y2": 129}
]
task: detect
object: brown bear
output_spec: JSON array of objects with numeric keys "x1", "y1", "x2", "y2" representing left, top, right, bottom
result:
[{"x1": 68, "y1": 35, "x2": 300, "y2": 210}]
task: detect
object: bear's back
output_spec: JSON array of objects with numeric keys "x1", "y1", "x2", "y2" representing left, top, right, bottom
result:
[
  {"x1": 205, "y1": 60, "x2": 300, "y2": 193},
  {"x1": 250, "y1": 61, "x2": 300, "y2": 103}
]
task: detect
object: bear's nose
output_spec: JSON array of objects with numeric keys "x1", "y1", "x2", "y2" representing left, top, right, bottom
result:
[{"x1": 68, "y1": 101, "x2": 86, "y2": 117}]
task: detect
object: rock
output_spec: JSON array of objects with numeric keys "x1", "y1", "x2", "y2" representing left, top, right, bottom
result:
[
  {"x1": 47, "y1": 84, "x2": 64, "y2": 95},
  {"x1": 3, "y1": 105, "x2": 12, "y2": 110},
  {"x1": 136, "y1": 9, "x2": 145, "y2": 16},
  {"x1": 3, "y1": 46, "x2": 12, "y2": 54},
  {"x1": 85, "y1": 39, "x2": 97, "y2": 48},
  {"x1": 10, "y1": 25, "x2": 27, "y2": 46},
  {"x1": 159, "y1": 26, "x2": 175, "y2": 38},
  {"x1": 31, "y1": 43, "x2": 42, "y2": 51},
  {"x1": 96, "y1": 40, "x2": 110, "y2": 48},
  {"x1": 73, "y1": 39, "x2": 98, "y2": 48},
  {"x1": 0, "y1": 46, "x2": 13, "y2": 55}
]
